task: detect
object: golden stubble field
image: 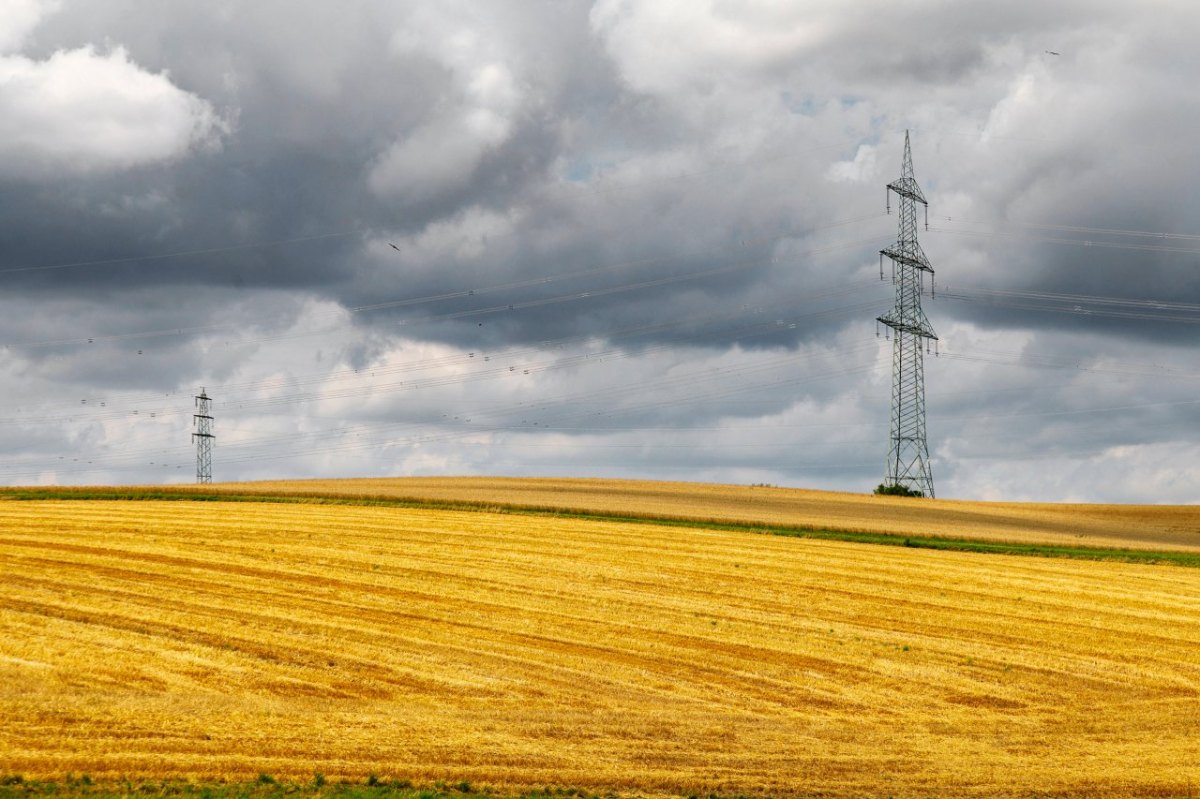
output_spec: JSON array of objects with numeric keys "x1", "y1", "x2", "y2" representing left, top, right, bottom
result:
[
  {"x1": 188, "y1": 476, "x2": 1200, "y2": 552},
  {"x1": 1, "y1": 493, "x2": 1199, "y2": 798}
]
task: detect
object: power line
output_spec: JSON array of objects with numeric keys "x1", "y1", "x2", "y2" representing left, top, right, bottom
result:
[
  {"x1": 8, "y1": 314, "x2": 1200, "y2": 473},
  {"x1": 0, "y1": 338, "x2": 888, "y2": 479},
  {"x1": 2, "y1": 331, "x2": 883, "y2": 467},
  {"x1": 9, "y1": 333, "x2": 1200, "y2": 482},
  {"x1": 929, "y1": 224, "x2": 1200, "y2": 258},
  {"x1": 9, "y1": 129, "x2": 1200, "y2": 489},
  {"x1": 0, "y1": 135, "x2": 871, "y2": 279},
  {"x1": 13, "y1": 383, "x2": 1198, "y2": 482},
  {"x1": 942, "y1": 285, "x2": 1200, "y2": 312},
  {"x1": 0, "y1": 288, "x2": 886, "y2": 425},
  {"x1": 0, "y1": 230, "x2": 364, "y2": 275},
  {"x1": 938, "y1": 285, "x2": 1200, "y2": 325},
  {"x1": 11, "y1": 214, "x2": 887, "y2": 350},
  {"x1": 934, "y1": 215, "x2": 1200, "y2": 243}
]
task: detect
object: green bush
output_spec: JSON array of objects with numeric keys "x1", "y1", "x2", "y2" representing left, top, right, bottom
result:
[{"x1": 874, "y1": 483, "x2": 924, "y2": 497}]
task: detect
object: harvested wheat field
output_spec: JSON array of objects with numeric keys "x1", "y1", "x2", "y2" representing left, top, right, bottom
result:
[
  {"x1": 1, "y1": 493, "x2": 1199, "y2": 798},
  {"x1": 155, "y1": 476, "x2": 1200, "y2": 552}
]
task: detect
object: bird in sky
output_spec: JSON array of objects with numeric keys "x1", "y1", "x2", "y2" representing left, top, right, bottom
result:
[
  {"x1": 1045, "y1": 50, "x2": 1060, "y2": 56},
  {"x1": 389, "y1": 242, "x2": 400, "y2": 251}
]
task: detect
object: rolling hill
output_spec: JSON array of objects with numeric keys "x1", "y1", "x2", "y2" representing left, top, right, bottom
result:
[{"x1": 0, "y1": 479, "x2": 1197, "y2": 797}]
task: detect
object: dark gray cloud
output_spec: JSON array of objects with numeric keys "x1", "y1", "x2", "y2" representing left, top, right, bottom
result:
[{"x1": 0, "y1": 0, "x2": 1198, "y2": 501}]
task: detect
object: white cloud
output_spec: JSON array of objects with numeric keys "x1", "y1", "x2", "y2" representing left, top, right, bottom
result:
[
  {"x1": 0, "y1": 45, "x2": 225, "y2": 178},
  {"x1": 376, "y1": 205, "x2": 521, "y2": 263},
  {"x1": 826, "y1": 144, "x2": 876, "y2": 184},
  {"x1": 946, "y1": 442, "x2": 1200, "y2": 504},
  {"x1": 367, "y1": 105, "x2": 512, "y2": 203},
  {"x1": 2, "y1": 1, "x2": 1199, "y2": 503},
  {"x1": 0, "y1": 0, "x2": 58, "y2": 54},
  {"x1": 369, "y1": 7, "x2": 524, "y2": 201},
  {"x1": 589, "y1": 0, "x2": 829, "y2": 95}
]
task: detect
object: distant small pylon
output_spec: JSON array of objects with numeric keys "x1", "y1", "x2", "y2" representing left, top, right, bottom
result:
[
  {"x1": 877, "y1": 131, "x2": 937, "y2": 497},
  {"x1": 193, "y1": 388, "x2": 214, "y2": 484}
]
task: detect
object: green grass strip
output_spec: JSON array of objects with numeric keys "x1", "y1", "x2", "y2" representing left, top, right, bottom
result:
[{"x1": 2, "y1": 487, "x2": 1197, "y2": 567}]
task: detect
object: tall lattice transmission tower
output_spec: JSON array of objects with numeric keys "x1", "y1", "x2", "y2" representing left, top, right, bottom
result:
[
  {"x1": 193, "y1": 388, "x2": 214, "y2": 484},
  {"x1": 877, "y1": 131, "x2": 937, "y2": 497}
]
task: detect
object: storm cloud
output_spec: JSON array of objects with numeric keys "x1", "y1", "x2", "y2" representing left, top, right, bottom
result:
[{"x1": 1, "y1": 0, "x2": 1198, "y2": 502}]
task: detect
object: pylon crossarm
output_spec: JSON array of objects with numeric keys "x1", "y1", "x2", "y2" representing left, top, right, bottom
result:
[
  {"x1": 881, "y1": 244, "x2": 934, "y2": 272},
  {"x1": 887, "y1": 177, "x2": 927, "y2": 206},
  {"x1": 877, "y1": 316, "x2": 937, "y2": 340}
]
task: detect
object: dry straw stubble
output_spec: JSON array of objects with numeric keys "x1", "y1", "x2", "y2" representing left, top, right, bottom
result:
[{"x1": 0, "y1": 494, "x2": 1198, "y2": 798}]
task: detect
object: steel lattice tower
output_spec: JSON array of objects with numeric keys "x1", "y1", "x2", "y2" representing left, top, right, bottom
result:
[
  {"x1": 193, "y1": 388, "x2": 214, "y2": 484},
  {"x1": 877, "y1": 131, "x2": 937, "y2": 497}
]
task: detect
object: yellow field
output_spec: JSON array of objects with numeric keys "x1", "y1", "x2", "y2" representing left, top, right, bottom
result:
[
  {"x1": 1, "y1": 492, "x2": 1198, "y2": 797},
  {"x1": 184, "y1": 476, "x2": 1200, "y2": 552}
]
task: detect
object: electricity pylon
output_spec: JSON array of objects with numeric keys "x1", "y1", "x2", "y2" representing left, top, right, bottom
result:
[
  {"x1": 877, "y1": 131, "x2": 937, "y2": 497},
  {"x1": 193, "y1": 388, "x2": 214, "y2": 484}
]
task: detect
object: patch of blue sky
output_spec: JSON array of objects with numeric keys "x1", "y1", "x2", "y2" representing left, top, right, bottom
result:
[
  {"x1": 780, "y1": 91, "x2": 817, "y2": 116},
  {"x1": 564, "y1": 158, "x2": 596, "y2": 183}
]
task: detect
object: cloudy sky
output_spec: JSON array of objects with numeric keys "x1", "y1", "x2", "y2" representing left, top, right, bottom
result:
[{"x1": 1, "y1": 0, "x2": 1198, "y2": 502}]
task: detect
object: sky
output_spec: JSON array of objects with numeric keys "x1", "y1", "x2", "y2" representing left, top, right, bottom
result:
[{"x1": 1, "y1": 0, "x2": 1198, "y2": 503}]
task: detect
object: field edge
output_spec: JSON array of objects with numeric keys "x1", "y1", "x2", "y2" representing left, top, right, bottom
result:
[
  {"x1": 3, "y1": 486, "x2": 1197, "y2": 567},
  {"x1": 0, "y1": 780, "x2": 620, "y2": 799}
]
